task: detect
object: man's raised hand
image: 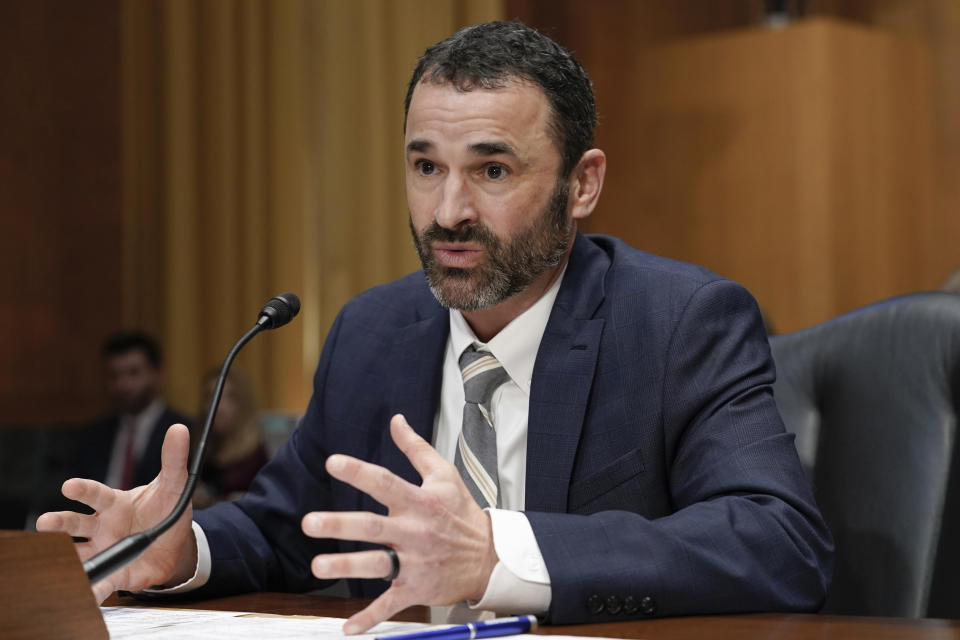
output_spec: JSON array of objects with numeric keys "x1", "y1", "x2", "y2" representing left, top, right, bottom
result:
[
  {"x1": 302, "y1": 414, "x2": 499, "y2": 634},
  {"x1": 35, "y1": 424, "x2": 198, "y2": 603}
]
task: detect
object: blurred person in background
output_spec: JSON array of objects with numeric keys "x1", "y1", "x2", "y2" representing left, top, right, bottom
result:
[
  {"x1": 192, "y1": 367, "x2": 268, "y2": 509},
  {"x1": 73, "y1": 331, "x2": 192, "y2": 490}
]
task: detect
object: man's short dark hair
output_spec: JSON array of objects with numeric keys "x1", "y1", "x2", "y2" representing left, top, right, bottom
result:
[
  {"x1": 404, "y1": 21, "x2": 596, "y2": 178},
  {"x1": 101, "y1": 330, "x2": 163, "y2": 368}
]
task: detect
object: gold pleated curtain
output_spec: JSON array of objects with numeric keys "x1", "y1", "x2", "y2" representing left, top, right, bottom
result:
[{"x1": 121, "y1": 0, "x2": 504, "y2": 414}]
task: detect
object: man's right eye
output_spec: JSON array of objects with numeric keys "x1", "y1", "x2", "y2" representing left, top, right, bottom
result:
[{"x1": 415, "y1": 160, "x2": 435, "y2": 176}]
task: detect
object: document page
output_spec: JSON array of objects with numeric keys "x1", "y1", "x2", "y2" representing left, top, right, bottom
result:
[
  {"x1": 101, "y1": 607, "x2": 424, "y2": 640},
  {"x1": 102, "y1": 607, "x2": 623, "y2": 640}
]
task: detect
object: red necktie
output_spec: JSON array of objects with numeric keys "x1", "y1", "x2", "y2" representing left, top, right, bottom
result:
[{"x1": 120, "y1": 423, "x2": 136, "y2": 490}]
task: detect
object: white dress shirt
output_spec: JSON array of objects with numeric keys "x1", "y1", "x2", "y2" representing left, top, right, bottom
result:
[
  {"x1": 433, "y1": 271, "x2": 566, "y2": 615},
  {"x1": 167, "y1": 268, "x2": 566, "y2": 612}
]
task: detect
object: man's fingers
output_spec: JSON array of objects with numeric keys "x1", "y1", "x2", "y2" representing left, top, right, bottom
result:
[
  {"x1": 389, "y1": 414, "x2": 447, "y2": 478},
  {"x1": 343, "y1": 589, "x2": 410, "y2": 635},
  {"x1": 34, "y1": 511, "x2": 62, "y2": 533},
  {"x1": 325, "y1": 454, "x2": 419, "y2": 509},
  {"x1": 158, "y1": 424, "x2": 190, "y2": 484},
  {"x1": 59, "y1": 477, "x2": 116, "y2": 513},
  {"x1": 92, "y1": 580, "x2": 115, "y2": 604},
  {"x1": 302, "y1": 511, "x2": 393, "y2": 544},
  {"x1": 35, "y1": 514, "x2": 97, "y2": 561},
  {"x1": 309, "y1": 549, "x2": 396, "y2": 580},
  {"x1": 35, "y1": 511, "x2": 99, "y2": 539}
]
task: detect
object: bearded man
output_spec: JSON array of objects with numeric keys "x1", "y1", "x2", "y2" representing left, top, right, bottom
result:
[{"x1": 38, "y1": 21, "x2": 832, "y2": 633}]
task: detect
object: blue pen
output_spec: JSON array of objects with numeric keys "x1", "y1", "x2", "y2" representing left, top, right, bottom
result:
[{"x1": 375, "y1": 615, "x2": 538, "y2": 640}]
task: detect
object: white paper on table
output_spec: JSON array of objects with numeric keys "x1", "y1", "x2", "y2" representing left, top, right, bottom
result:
[
  {"x1": 101, "y1": 607, "x2": 424, "y2": 640},
  {"x1": 101, "y1": 607, "x2": 624, "y2": 640}
]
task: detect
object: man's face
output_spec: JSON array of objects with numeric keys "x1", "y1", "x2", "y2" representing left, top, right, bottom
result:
[
  {"x1": 103, "y1": 350, "x2": 161, "y2": 415},
  {"x1": 405, "y1": 80, "x2": 573, "y2": 311}
]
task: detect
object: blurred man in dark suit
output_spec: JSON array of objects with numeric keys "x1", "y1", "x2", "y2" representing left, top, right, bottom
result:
[{"x1": 75, "y1": 331, "x2": 191, "y2": 490}]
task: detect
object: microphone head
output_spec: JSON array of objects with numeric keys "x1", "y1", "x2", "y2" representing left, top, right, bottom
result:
[{"x1": 257, "y1": 292, "x2": 301, "y2": 329}]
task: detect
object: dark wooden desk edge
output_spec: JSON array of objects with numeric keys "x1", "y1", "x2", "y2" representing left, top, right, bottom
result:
[{"x1": 106, "y1": 593, "x2": 960, "y2": 639}]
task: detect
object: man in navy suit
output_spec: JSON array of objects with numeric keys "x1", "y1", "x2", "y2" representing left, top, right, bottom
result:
[{"x1": 39, "y1": 22, "x2": 831, "y2": 631}]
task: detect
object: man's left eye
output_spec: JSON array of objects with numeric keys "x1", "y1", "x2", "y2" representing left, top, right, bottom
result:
[{"x1": 485, "y1": 164, "x2": 506, "y2": 180}]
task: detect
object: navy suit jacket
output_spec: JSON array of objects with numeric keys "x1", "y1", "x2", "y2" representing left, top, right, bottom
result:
[{"x1": 194, "y1": 234, "x2": 832, "y2": 622}]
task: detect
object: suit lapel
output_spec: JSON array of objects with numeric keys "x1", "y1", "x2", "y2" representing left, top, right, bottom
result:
[
  {"x1": 525, "y1": 234, "x2": 608, "y2": 512},
  {"x1": 379, "y1": 304, "x2": 449, "y2": 488},
  {"x1": 368, "y1": 234, "x2": 610, "y2": 508}
]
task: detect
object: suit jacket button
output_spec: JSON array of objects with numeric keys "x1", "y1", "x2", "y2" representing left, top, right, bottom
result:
[
  {"x1": 640, "y1": 596, "x2": 657, "y2": 615},
  {"x1": 605, "y1": 595, "x2": 623, "y2": 614},
  {"x1": 587, "y1": 594, "x2": 604, "y2": 614},
  {"x1": 623, "y1": 595, "x2": 639, "y2": 614}
]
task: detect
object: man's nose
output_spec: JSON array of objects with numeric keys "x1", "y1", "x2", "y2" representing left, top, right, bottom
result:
[{"x1": 434, "y1": 174, "x2": 477, "y2": 229}]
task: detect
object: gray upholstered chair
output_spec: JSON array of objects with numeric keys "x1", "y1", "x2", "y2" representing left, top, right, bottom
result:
[{"x1": 770, "y1": 292, "x2": 960, "y2": 618}]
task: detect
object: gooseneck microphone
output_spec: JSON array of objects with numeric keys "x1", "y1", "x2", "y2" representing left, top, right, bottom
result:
[{"x1": 84, "y1": 293, "x2": 301, "y2": 586}]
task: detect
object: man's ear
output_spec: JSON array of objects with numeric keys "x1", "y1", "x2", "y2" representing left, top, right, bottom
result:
[{"x1": 568, "y1": 149, "x2": 606, "y2": 221}]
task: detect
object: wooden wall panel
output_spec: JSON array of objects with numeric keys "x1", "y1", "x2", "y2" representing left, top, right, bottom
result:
[
  {"x1": 510, "y1": 0, "x2": 956, "y2": 331},
  {"x1": 858, "y1": 0, "x2": 960, "y2": 290},
  {"x1": 592, "y1": 19, "x2": 934, "y2": 333},
  {"x1": 0, "y1": 0, "x2": 122, "y2": 425}
]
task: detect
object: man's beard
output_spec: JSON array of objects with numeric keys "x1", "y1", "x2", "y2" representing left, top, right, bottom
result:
[{"x1": 410, "y1": 178, "x2": 571, "y2": 311}]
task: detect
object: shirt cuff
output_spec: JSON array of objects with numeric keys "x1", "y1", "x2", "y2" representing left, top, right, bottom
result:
[
  {"x1": 470, "y1": 509, "x2": 551, "y2": 614},
  {"x1": 141, "y1": 520, "x2": 212, "y2": 594}
]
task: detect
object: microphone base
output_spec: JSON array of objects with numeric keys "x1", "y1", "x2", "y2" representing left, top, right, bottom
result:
[{"x1": 84, "y1": 531, "x2": 152, "y2": 586}]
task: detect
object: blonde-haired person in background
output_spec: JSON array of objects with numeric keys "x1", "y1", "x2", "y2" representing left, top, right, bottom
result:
[{"x1": 192, "y1": 368, "x2": 268, "y2": 509}]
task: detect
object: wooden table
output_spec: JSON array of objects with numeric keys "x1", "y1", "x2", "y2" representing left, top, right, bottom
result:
[{"x1": 108, "y1": 592, "x2": 960, "y2": 639}]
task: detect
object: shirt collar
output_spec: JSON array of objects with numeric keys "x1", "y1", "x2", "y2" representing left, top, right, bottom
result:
[
  {"x1": 448, "y1": 264, "x2": 567, "y2": 395},
  {"x1": 123, "y1": 397, "x2": 166, "y2": 431}
]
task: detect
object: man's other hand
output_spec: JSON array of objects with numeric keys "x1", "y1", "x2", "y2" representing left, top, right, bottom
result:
[
  {"x1": 302, "y1": 414, "x2": 499, "y2": 634},
  {"x1": 35, "y1": 424, "x2": 197, "y2": 603}
]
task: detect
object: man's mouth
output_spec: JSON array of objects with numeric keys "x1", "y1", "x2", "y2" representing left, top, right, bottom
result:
[{"x1": 431, "y1": 243, "x2": 485, "y2": 268}]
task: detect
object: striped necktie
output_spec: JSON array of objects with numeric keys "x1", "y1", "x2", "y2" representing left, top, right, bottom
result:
[{"x1": 455, "y1": 345, "x2": 510, "y2": 508}]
